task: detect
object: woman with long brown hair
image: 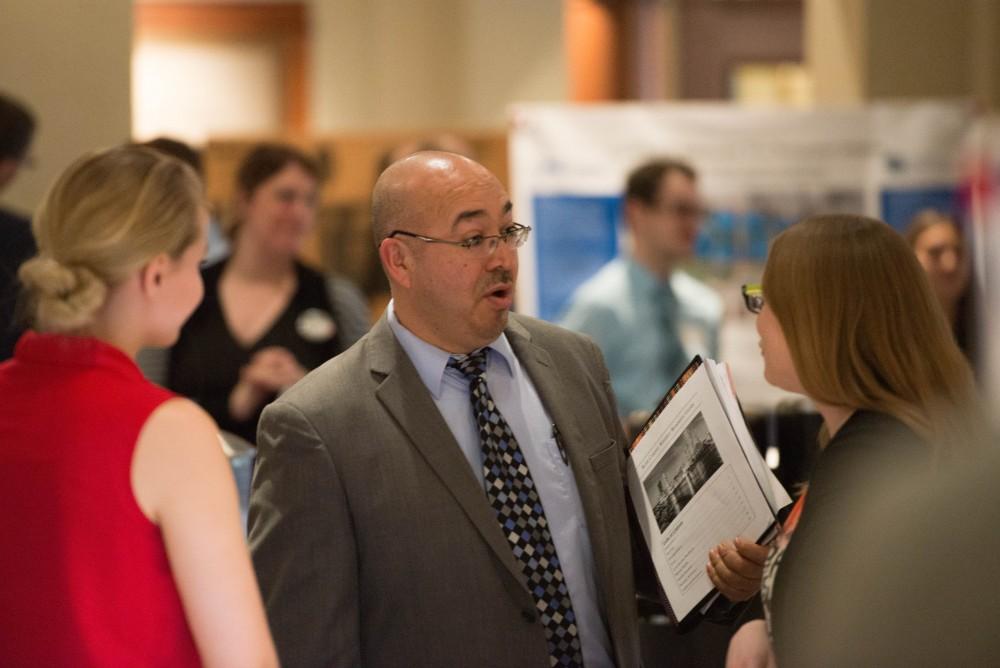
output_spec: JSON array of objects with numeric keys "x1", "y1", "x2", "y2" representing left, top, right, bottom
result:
[{"x1": 723, "y1": 214, "x2": 985, "y2": 667}]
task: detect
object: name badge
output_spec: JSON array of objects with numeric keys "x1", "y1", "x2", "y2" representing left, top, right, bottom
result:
[{"x1": 296, "y1": 308, "x2": 337, "y2": 342}]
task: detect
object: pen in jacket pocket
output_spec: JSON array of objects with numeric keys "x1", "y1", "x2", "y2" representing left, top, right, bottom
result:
[{"x1": 551, "y1": 424, "x2": 569, "y2": 465}]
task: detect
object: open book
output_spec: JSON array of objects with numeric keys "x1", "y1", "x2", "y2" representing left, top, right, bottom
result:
[{"x1": 626, "y1": 356, "x2": 792, "y2": 623}]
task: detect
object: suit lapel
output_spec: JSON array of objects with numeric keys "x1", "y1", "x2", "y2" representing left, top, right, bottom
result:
[{"x1": 367, "y1": 316, "x2": 527, "y2": 588}]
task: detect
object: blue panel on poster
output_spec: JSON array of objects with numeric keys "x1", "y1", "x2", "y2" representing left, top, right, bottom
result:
[
  {"x1": 697, "y1": 211, "x2": 734, "y2": 263},
  {"x1": 696, "y1": 210, "x2": 791, "y2": 263},
  {"x1": 880, "y1": 188, "x2": 958, "y2": 232},
  {"x1": 533, "y1": 195, "x2": 621, "y2": 322}
]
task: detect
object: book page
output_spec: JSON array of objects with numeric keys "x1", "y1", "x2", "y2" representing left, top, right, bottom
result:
[
  {"x1": 628, "y1": 363, "x2": 776, "y2": 622},
  {"x1": 707, "y1": 360, "x2": 792, "y2": 514}
]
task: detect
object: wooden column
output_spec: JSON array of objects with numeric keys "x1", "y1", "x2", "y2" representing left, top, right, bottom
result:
[{"x1": 565, "y1": 0, "x2": 627, "y2": 101}]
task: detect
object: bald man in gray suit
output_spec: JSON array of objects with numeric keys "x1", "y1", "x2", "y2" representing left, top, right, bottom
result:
[{"x1": 249, "y1": 152, "x2": 643, "y2": 667}]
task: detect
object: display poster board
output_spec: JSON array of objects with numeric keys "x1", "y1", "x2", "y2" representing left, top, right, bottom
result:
[{"x1": 509, "y1": 101, "x2": 973, "y2": 408}]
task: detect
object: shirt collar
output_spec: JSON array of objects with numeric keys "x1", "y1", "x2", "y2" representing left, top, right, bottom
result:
[{"x1": 386, "y1": 300, "x2": 515, "y2": 399}]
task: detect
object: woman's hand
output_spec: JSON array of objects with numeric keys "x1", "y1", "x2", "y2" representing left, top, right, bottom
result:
[
  {"x1": 228, "y1": 346, "x2": 307, "y2": 421},
  {"x1": 707, "y1": 537, "x2": 770, "y2": 602},
  {"x1": 726, "y1": 620, "x2": 776, "y2": 668}
]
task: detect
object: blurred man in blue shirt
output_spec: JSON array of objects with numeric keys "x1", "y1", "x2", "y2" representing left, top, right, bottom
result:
[{"x1": 560, "y1": 159, "x2": 722, "y2": 419}]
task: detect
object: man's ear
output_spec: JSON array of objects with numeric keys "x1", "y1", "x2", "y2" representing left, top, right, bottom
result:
[
  {"x1": 623, "y1": 197, "x2": 646, "y2": 231},
  {"x1": 378, "y1": 238, "x2": 414, "y2": 289},
  {"x1": 138, "y1": 253, "x2": 172, "y2": 296}
]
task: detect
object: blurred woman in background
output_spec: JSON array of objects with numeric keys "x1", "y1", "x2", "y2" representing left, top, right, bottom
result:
[
  {"x1": 168, "y1": 143, "x2": 369, "y2": 444},
  {"x1": 0, "y1": 146, "x2": 277, "y2": 667},
  {"x1": 723, "y1": 214, "x2": 984, "y2": 668},
  {"x1": 906, "y1": 209, "x2": 977, "y2": 367}
]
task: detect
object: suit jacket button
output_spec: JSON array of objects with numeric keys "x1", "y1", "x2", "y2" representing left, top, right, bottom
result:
[{"x1": 522, "y1": 609, "x2": 537, "y2": 623}]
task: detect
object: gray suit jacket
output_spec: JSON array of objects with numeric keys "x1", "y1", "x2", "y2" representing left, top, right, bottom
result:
[{"x1": 248, "y1": 313, "x2": 641, "y2": 668}]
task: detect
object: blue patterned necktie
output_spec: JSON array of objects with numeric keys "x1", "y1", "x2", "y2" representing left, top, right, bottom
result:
[{"x1": 448, "y1": 349, "x2": 584, "y2": 668}]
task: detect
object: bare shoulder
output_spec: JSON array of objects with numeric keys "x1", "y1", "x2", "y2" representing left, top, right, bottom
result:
[
  {"x1": 144, "y1": 397, "x2": 219, "y2": 440},
  {"x1": 133, "y1": 397, "x2": 229, "y2": 521}
]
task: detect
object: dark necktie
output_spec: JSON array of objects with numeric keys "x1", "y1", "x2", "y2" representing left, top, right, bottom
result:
[
  {"x1": 657, "y1": 283, "x2": 688, "y2": 379},
  {"x1": 448, "y1": 349, "x2": 584, "y2": 668}
]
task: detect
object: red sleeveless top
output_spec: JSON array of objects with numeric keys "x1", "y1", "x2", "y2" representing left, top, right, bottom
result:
[{"x1": 0, "y1": 332, "x2": 201, "y2": 667}]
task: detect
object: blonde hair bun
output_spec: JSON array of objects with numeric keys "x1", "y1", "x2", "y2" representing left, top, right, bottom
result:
[
  {"x1": 19, "y1": 145, "x2": 203, "y2": 334},
  {"x1": 18, "y1": 257, "x2": 107, "y2": 332}
]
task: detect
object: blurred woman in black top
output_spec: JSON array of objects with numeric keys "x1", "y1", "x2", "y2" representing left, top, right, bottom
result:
[{"x1": 168, "y1": 143, "x2": 368, "y2": 443}]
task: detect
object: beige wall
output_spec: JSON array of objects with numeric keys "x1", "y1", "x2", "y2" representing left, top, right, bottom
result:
[
  {"x1": 866, "y1": 0, "x2": 971, "y2": 99},
  {"x1": 310, "y1": 0, "x2": 567, "y2": 131},
  {"x1": 0, "y1": 1, "x2": 132, "y2": 213},
  {"x1": 0, "y1": 0, "x2": 561, "y2": 200},
  {"x1": 806, "y1": 0, "x2": 1000, "y2": 107},
  {"x1": 133, "y1": 35, "x2": 286, "y2": 143},
  {"x1": 457, "y1": 1, "x2": 566, "y2": 125},
  {"x1": 969, "y1": 0, "x2": 1000, "y2": 109}
]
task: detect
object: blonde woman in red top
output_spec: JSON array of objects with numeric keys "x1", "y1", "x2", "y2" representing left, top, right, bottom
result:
[{"x1": 0, "y1": 146, "x2": 277, "y2": 667}]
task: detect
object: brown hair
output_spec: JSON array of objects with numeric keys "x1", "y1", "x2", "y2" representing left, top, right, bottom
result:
[
  {"x1": 905, "y1": 208, "x2": 958, "y2": 247},
  {"x1": 224, "y1": 143, "x2": 324, "y2": 238},
  {"x1": 18, "y1": 145, "x2": 202, "y2": 332},
  {"x1": 763, "y1": 214, "x2": 983, "y2": 457},
  {"x1": 624, "y1": 158, "x2": 697, "y2": 206},
  {"x1": 0, "y1": 92, "x2": 35, "y2": 160}
]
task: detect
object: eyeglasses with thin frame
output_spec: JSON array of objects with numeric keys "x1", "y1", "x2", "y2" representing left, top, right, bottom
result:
[
  {"x1": 742, "y1": 283, "x2": 764, "y2": 314},
  {"x1": 386, "y1": 223, "x2": 532, "y2": 256},
  {"x1": 652, "y1": 200, "x2": 709, "y2": 220}
]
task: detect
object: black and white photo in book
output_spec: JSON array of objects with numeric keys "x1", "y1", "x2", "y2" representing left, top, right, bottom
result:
[{"x1": 644, "y1": 412, "x2": 724, "y2": 533}]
